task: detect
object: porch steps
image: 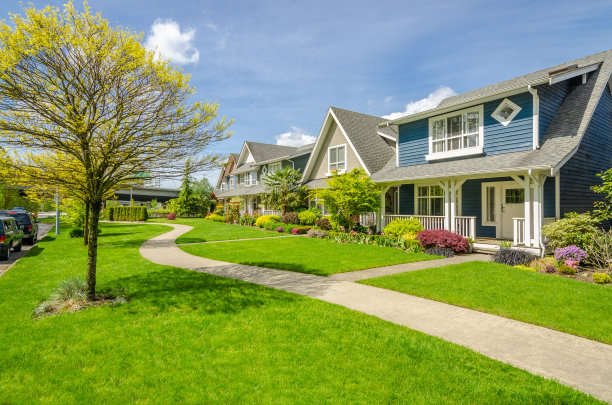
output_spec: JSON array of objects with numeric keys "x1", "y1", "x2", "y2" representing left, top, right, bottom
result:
[{"x1": 472, "y1": 243, "x2": 498, "y2": 254}]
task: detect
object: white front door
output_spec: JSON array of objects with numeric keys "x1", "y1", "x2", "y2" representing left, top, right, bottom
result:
[{"x1": 501, "y1": 185, "x2": 525, "y2": 239}]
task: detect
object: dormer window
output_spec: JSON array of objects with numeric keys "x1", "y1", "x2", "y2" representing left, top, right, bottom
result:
[
  {"x1": 328, "y1": 144, "x2": 346, "y2": 174},
  {"x1": 491, "y1": 98, "x2": 521, "y2": 127},
  {"x1": 426, "y1": 105, "x2": 484, "y2": 161}
]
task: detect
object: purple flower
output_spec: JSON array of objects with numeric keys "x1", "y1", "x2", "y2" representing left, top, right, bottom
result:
[{"x1": 554, "y1": 245, "x2": 587, "y2": 266}]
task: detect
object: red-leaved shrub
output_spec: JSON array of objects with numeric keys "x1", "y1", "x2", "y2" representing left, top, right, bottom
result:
[
  {"x1": 167, "y1": 212, "x2": 176, "y2": 221},
  {"x1": 416, "y1": 229, "x2": 468, "y2": 253}
]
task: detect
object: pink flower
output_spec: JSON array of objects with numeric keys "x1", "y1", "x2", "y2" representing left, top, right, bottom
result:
[{"x1": 565, "y1": 259, "x2": 578, "y2": 270}]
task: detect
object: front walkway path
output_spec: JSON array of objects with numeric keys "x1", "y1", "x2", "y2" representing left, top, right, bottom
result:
[{"x1": 139, "y1": 223, "x2": 612, "y2": 403}]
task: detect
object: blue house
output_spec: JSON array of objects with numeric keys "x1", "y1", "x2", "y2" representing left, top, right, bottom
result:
[{"x1": 369, "y1": 50, "x2": 612, "y2": 253}]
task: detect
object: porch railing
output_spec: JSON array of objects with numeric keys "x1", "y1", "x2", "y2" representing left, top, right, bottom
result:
[
  {"x1": 454, "y1": 216, "x2": 477, "y2": 240},
  {"x1": 383, "y1": 215, "x2": 476, "y2": 239},
  {"x1": 262, "y1": 210, "x2": 281, "y2": 216},
  {"x1": 513, "y1": 218, "x2": 525, "y2": 245},
  {"x1": 359, "y1": 213, "x2": 377, "y2": 227}
]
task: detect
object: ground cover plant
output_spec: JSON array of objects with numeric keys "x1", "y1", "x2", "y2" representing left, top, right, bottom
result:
[
  {"x1": 149, "y1": 218, "x2": 279, "y2": 243},
  {"x1": 1, "y1": 223, "x2": 599, "y2": 403},
  {"x1": 181, "y1": 237, "x2": 439, "y2": 276},
  {"x1": 361, "y1": 260, "x2": 612, "y2": 344}
]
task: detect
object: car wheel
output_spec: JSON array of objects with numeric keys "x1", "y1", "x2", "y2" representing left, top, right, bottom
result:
[
  {"x1": 13, "y1": 241, "x2": 22, "y2": 252},
  {"x1": 25, "y1": 237, "x2": 33, "y2": 245},
  {"x1": 1, "y1": 247, "x2": 10, "y2": 261}
]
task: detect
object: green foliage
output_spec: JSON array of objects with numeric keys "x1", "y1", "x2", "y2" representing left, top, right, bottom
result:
[
  {"x1": 592, "y1": 167, "x2": 612, "y2": 220},
  {"x1": 513, "y1": 265, "x2": 537, "y2": 272},
  {"x1": 262, "y1": 167, "x2": 306, "y2": 215},
  {"x1": 0, "y1": 187, "x2": 38, "y2": 211},
  {"x1": 255, "y1": 215, "x2": 281, "y2": 228},
  {"x1": 326, "y1": 231, "x2": 423, "y2": 253},
  {"x1": 528, "y1": 257, "x2": 558, "y2": 272},
  {"x1": 107, "y1": 206, "x2": 148, "y2": 222},
  {"x1": 541, "y1": 212, "x2": 599, "y2": 250},
  {"x1": 558, "y1": 265, "x2": 577, "y2": 275},
  {"x1": 281, "y1": 212, "x2": 299, "y2": 224},
  {"x1": 311, "y1": 168, "x2": 380, "y2": 232},
  {"x1": 584, "y1": 228, "x2": 612, "y2": 271},
  {"x1": 383, "y1": 218, "x2": 424, "y2": 238},
  {"x1": 174, "y1": 160, "x2": 208, "y2": 217},
  {"x1": 225, "y1": 204, "x2": 240, "y2": 224},
  {"x1": 239, "y1": 213, "x2": 256, "y2": 226},
  {"x1": 593, "y1": 273, "x2": 611, "y2": 284},
  {"x1": 68, "y1": 228, "x2": 84, "y2": 238},
  {"x1": 205, "y1": 214, "x2": 226, "y2": 222},
  {"x1": 298, "y1": 210, "x2": 318, "y2": 225},
  {"x1": 66, "y1": 200, "x2": 86, "y2": 229}
]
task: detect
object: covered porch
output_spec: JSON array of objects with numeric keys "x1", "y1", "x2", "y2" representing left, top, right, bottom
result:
[{"x1": 376, "y1": 172, "x2": 559, "y2": 253}]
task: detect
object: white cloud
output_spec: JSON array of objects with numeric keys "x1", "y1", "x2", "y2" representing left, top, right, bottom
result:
[
  {"x1": 275, "y1": 127, "x2": 316, "y2": 147},
  {"x1": 384, "y1": 96, "x2": 393, "y2": 104},
  {"x1": 145, "y1": 19, "x2": 199, "y2": 65},
  {"x1": 382, "y1": 86, "x2": 456, "y2": 120}
]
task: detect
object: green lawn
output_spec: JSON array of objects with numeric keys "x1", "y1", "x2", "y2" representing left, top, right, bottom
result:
[
  {"x1": 0, "y1": 224, "x2": 600, "y2": 403},
  {"x1": 361, "y1": 261, "x2": 612, "y2": 344},
  {"x1": 148, "y1": 218, "x2": 280, "y2": 243},
  {"x1": 181, "y1": 237, "x2": 440, "y2": 276}
]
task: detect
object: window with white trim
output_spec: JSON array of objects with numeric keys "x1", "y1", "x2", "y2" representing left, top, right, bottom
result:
[
  {"x1": 427, "y1": 105, "x2": 483, "y2": 160},
  {"x1": 416, "y1": 185, "x2": 444, "y2": 216},
  {"x1": 483, "y1": 185, "x2": 496, "y2": 225},
  {"x1": 309, "y1": 197, "x2": 327, "y2": 216},
  {"x1": 328, "y1": 144, "x2": 346, "y2": 173},
  {"x1": 229, "y1": 177, "x2": 236, "y2": 190},
  {"x1": 268, "y1": 162, "x2": 282, "y2": 174},
  {"x1": 245, "y1": 171, "x2": 257, "y2": 186},
  {"x1": 491, "y1": 98, "x2": 521, "y2": 127},
  {"x1": 220, "y1": 183, "x2": 227, "y2": 191}
]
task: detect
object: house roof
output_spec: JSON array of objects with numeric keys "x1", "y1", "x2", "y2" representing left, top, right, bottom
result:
[
  {"x1": 384, "y1": 49, "x2": 612, "y2": 126},
  {"x1": 244, "y1": 142, "x2": 298, "y2": 163},
  {"x1": 372, "y1": 54, "x2": 612, "y2": 183},
  {"x1": 215, "y1": 184, "x2": 266, "y2": 198}
]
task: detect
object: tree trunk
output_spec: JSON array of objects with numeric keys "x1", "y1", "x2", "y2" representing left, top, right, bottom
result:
[
  {"x1": 83, "y1": 199, "x2": 90, "y2": 245},
  {"x1": 85, "y1": 199, "x2": 101, "y2": 299}
]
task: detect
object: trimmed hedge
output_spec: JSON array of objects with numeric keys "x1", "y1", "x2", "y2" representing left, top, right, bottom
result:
[{"x1": 107, "y1": 206, "x2": 148, "y2": 222}]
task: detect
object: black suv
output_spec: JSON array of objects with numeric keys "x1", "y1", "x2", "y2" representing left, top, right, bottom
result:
[
  {"x1": 0, "y1": 217, "x2": 23, "y2": 261},
  {"x1": 5, "y1": 211, "x2": 39, "y2": 245}
]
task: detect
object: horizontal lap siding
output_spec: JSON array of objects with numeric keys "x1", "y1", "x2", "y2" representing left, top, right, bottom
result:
[
  {"x1": 538, "y1": 81, "x2": 570, "y2": 143},
  {"x1": 291, "y1": 154, "x2": 310, "y2": 173},
  {"x1": 560, "y1": 87, "x2": 612, "y2": 215},
  {"x1": 399, "y1": 184, "x2": 414, "y2": 215},
  {"x1": 398, "y1": 119, "x2": 429, "y2": 166}
]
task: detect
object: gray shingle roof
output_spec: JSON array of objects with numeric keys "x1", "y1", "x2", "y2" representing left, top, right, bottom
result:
[
  {"x1": 372, "y1": 54, "x2": 612, "y2": 183},
  {"x1": 330, "y1": 107, "x2": 395, "y2": 174},
  {"x1": 215, "y1": 184, "x2": 266, "y2": 198},
  {"x1": 245, "y1": 142, "x2": 298, "y2": 163},
  {"x1": 291, "y1": 143, "x2": 315, "y2": 156}
]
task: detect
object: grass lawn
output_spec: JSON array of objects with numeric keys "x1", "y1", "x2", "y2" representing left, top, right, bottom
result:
[
  {"x1": 181, "y1": 236, "x2": 440, "y2": 276},
  {"x1": 0, "y1": 224, "x2": 600, "y2": 403},
  {"x1": 148, "y1": 218, "x2": 279, "y2": 243},
  {"x1": 361, "y1": 260, "x2": 612, "y2": 344}
]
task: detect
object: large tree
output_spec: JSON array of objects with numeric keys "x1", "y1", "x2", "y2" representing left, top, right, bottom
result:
[
  {"x1": 262, "y1": 166, "x2": 305, "y2": 215},
  {"x1": 0, "y1": 3, "x2": 231, "y2": 298}
]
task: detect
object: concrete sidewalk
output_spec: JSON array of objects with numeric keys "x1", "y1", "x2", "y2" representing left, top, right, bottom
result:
[{"x1": 140, "y1": 223, "x2": 612, "y2": 403}]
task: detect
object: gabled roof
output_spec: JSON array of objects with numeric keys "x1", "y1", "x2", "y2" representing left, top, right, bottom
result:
[
  {"x1": 245, "y1": 142, "x2": 297, "y2": 163},
  {"x1": 215, "y1": 152, "x2": 240, "y2": 189},
  {"x1": 385, "y1": 49, "x2": 612, "y2": 126},
  {"x1": 372, "y1": 52, "x2": 612, "y2": 183}
]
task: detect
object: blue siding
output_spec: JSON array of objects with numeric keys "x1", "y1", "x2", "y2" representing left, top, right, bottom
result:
[
  {"x1": 398, "y1": 93, "x2": 533, "y2": 167},
  {"x1": 399, "y1": 184, "x2": 414, "y2": 215},
  {"x1": 537, "y1": 81, "x2": 570, "y2": 142},
  {"x1": 543, "y1": 176, "x2": 556, "y2": 218},
  {"x1": 291, "y1": 154, "x2": 310, "y2": 173},
  {"x1": 461, "y1": 177, "x2": 515, "y2": 238},
  {"x1": 560, "y1": 86, "x2": 612, "y2": 215}
]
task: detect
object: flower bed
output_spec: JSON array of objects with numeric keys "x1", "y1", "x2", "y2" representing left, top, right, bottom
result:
[{"x1": 324, "y1": 231, "x2": 423, "y2": 253}]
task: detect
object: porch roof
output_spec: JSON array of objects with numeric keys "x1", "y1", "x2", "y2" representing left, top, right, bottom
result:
[
  {"x1": 215, "y1": 185, "x2": 266, "y2": 198},
  {"x1": 372, "y1": 55, "x2": 612, "y2": 184}
]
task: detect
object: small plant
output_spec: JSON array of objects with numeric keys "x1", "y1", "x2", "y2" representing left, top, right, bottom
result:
[
  {"x1": 68, "y1": 228, "x2": 84, "y2": 238},
  {"x1": 544, "y1": 265, "x2": 558, "y2": 273},
  {"x1": 499, "y1": 240, "x2": 512, "y2": 249},
  {"x1": 558, "y1": 265, "x2": 577, "y2": 275},
  {"x1": 315, "y1": 217, "x2": 331, "y2": 230},
  {"x1": 275, "y1": 226, "x2": 284, "y2": 233},
  {"x1": 282, "y1": 212, "x2": 299, "y2": 224},
  {"x1": 206, "y1": 214, "x2": 226, "y2": 222},
  {"x1": 291, "y1": 228, "x2": 300, "y2": 235},
  {"x1": 416, "y1": 229, "x2": 469, "y2": 253},
  {"x1": 383, "y1": 218, "x2": 424, "y2": 238},
  {"x1": 306, "y1": 229, "x2": 328, "y2": 239},
  {"x1": 167, "y1": 212, "x2": 176, "y2": 220},
  {"x1": 528, "y1": 257, "x2": 558, "y2": 272},
  {"x1": 593, "y1": 273, "x2": 612, "y2": 284},
  {"x1": 255, "y1": 215, "x2": 281, "y2": 228},
  {"x1": 491, "y1": 248, "x2": 538, "y2": 266},
  {"x1": 298, "y1": 210, "x2": 318, "y2": 225},
  {"x1": 424, "y1": 246, "x2": 454, "y2": 257},
  {"x1": 585, "y1": 228, "x2": 612, "y2": 271},
  {"x1": 553, "y1": 245, "x2": 587, "y2": 266},
  {"x1": 513, "y1": 265, "x2": 536, "y2": 272}
]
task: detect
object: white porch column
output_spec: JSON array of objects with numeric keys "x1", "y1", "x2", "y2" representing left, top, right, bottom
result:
[
  {"x1": 449, "y1": 180, "x2": 457, "y2": 233},
  {"x1": 438, "y1": 181, "x2": 451, "y2": 232},
  {"x1": 524, "y1": 175, "x2": 532, "y2": 247},
  {"x1": 377, "y1": 186, "x2": 391, "y2": 232},
  {"x1": 531, "y1": 174, "x2": 544, "y2": 248}
]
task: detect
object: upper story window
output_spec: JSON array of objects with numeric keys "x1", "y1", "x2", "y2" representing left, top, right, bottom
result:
[
  {"x1": 268, "y1": 162, "x2": 282, "y2": 174},
  {"x1": 220, "y1": 182, "x2": 227, "y2": 191},
  {"x1": 245, "y1": 171, "x2": 257, "y2": 186},
  {"x1": 229, "y1": 177, "x2": 236, "y2": 190},
  {"x1": 491, "y1": 98, "x2": 521, "y2": 127},
  {"x1": 328, "y1": 144, "x2": 346, "y2": 174},
  {"x1": 426, "y1": 105, "x2": 484, "y2": 161}
]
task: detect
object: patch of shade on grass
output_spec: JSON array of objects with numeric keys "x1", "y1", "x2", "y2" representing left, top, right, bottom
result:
[
  {"x1": 361, "y1": 260, "x2": 612, "y2": 344},
  {"x1": 180, "y1": 236, "x2": 441, "y2": 276},
  {"x1": 148, "y1": 218, "x2": 279, "y2": 243}
]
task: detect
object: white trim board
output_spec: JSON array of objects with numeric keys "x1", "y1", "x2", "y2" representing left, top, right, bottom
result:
[
  {"x1": 549, "y1": 63, "x2": 600, "y2": 85},
  {"x1": 329, "y1": 108, "x2": 371, "y2": 175}
]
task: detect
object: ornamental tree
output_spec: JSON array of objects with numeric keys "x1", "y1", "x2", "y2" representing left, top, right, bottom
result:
[
  {"x1": 310, "y1": 168, "x2": 380, "y2": 232},
  {"x1": 0, "y1": 3, "x2": 231, "y2": 298},
  {"x1": 262, "y1": 166, "x2": 305, "y2": 215}
]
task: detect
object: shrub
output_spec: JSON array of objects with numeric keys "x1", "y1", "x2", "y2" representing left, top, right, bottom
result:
[
  {"x1": 544, "y1": 265, "x2": 558, "y2": 273},
  {"x1": 167, "y1": 212, "x2": 176, "y2": 221},
  {"x1": 416, "y1": 229, "x2": 469, "y2": 253},
  {"x1": 225, "y1": 204, "x2": 240, "y2": 224},
  {"x1": 558, "y1": 265, "x2": 577, "y2": 275},
  {"x1": 585, "y1": 228, "x2": 612, "y2": 270},
  {"x1": 541, "y1": 212, "x2": 598, "y2": 250},
  {"x1": 528, "y1": 257, "x2": 558, "y2": 272},
  {"x1": 424, "y1": 247, "x2": 454, "y2": 258},
  {"x1": 255, "y1": 215, "x2": 281, "y2": 228},
  {"x1": 206, "y1": 214, "x2": 225, "y2": 222},
  {"x1": 292, "y1": 227, "x2": 310, "y2": 235},
  {"x1": 593, "y1": 273, "x2": 612, "y2": 284},
  {"x1": 298, "y1": 210, "x2": 318, "y2": 225},
  {"x1": 491, "y1": 248, "x2": 538, "y2": 266},
  {"x1": 553, "y1": 245, "x2": 587, "y2": 266},
  {"x1": 315, "y1": 217, "x2": 331, "y2": 231},
  {"x1": 275, "y1": 226, "x2": 284, "y2": 233},
  {"x1": 107, "y1": 206, "x2": 148, "y2": 222},
  {"x1": 307, "y1": 229, "x2": 328, "y2": 239},
  {"x1": 383, "y1": 218, "x2": 424, "y2": 238},
  {"x1": 50, "y1": 277, "x2": 88, "y2": 302},
  {"x1": 325, "y1": 231, "x2": 423, "y2": 253},
  {"x1": 68, "y1": 228, "x2": 84, "y2": 238},
  {"x1": 282, "y1": 212, "x2": 299, "y2": 224},
  {"x1": 513, "y1": 265, "x2": 537, "y2": 272}
]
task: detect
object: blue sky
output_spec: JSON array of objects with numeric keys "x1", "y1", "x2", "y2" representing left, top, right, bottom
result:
[{"x1": 2, "y1": 0, "x2": 612, "y2": 184}]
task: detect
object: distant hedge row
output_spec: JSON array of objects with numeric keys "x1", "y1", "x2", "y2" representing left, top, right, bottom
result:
[{"x1": 107, "y1": 206, "x2": 148, "y2": 222}]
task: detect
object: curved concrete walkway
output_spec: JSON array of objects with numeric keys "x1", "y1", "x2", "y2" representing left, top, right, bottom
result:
[{"x1": 140, "y1": 223, "x2": 612, "y2": 403}]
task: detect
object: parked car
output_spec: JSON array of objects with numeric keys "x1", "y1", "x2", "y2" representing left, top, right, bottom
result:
[
  {"x1": 11, "y1": 207, "x2": 26, "y2": 211},
  {"x1": 5, "y1": 211, "x2": 39, "y2": 245},
  {"x1": 0, "y1": 217, "x2": 23, "y2": 261}
]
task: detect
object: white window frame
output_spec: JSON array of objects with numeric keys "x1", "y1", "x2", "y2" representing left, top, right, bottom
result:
[
  {"x1": 481, "y1": 183, "x2": 500, "y2": 226},
  {"x1": 491, "y1": 98, "x2": 521, "y2": 127},
  {"x1": 327, "y1": 144, "x2": 347, "y2": 175},
  {"x1": 414, "y1": 184, "x2": 445, "y2": 216},
  {"x1": 426, "y1": 105, "x2": 484, "y2": 161},
  {"x1": 268, "y1": 162, "x2": 282, "y2": 174},
  {"x1": 229, "y1": 177, "x2": 236, "y2": 190},
  {"x1": 249, "y1": 171, "x2": 257, "y2": 186},
  {"x1": 220, "y1": 183, "x2": 227, "y2": 191},
  {"x1": 309, "y1": 197, "x2": 327, "y2": 216}
]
